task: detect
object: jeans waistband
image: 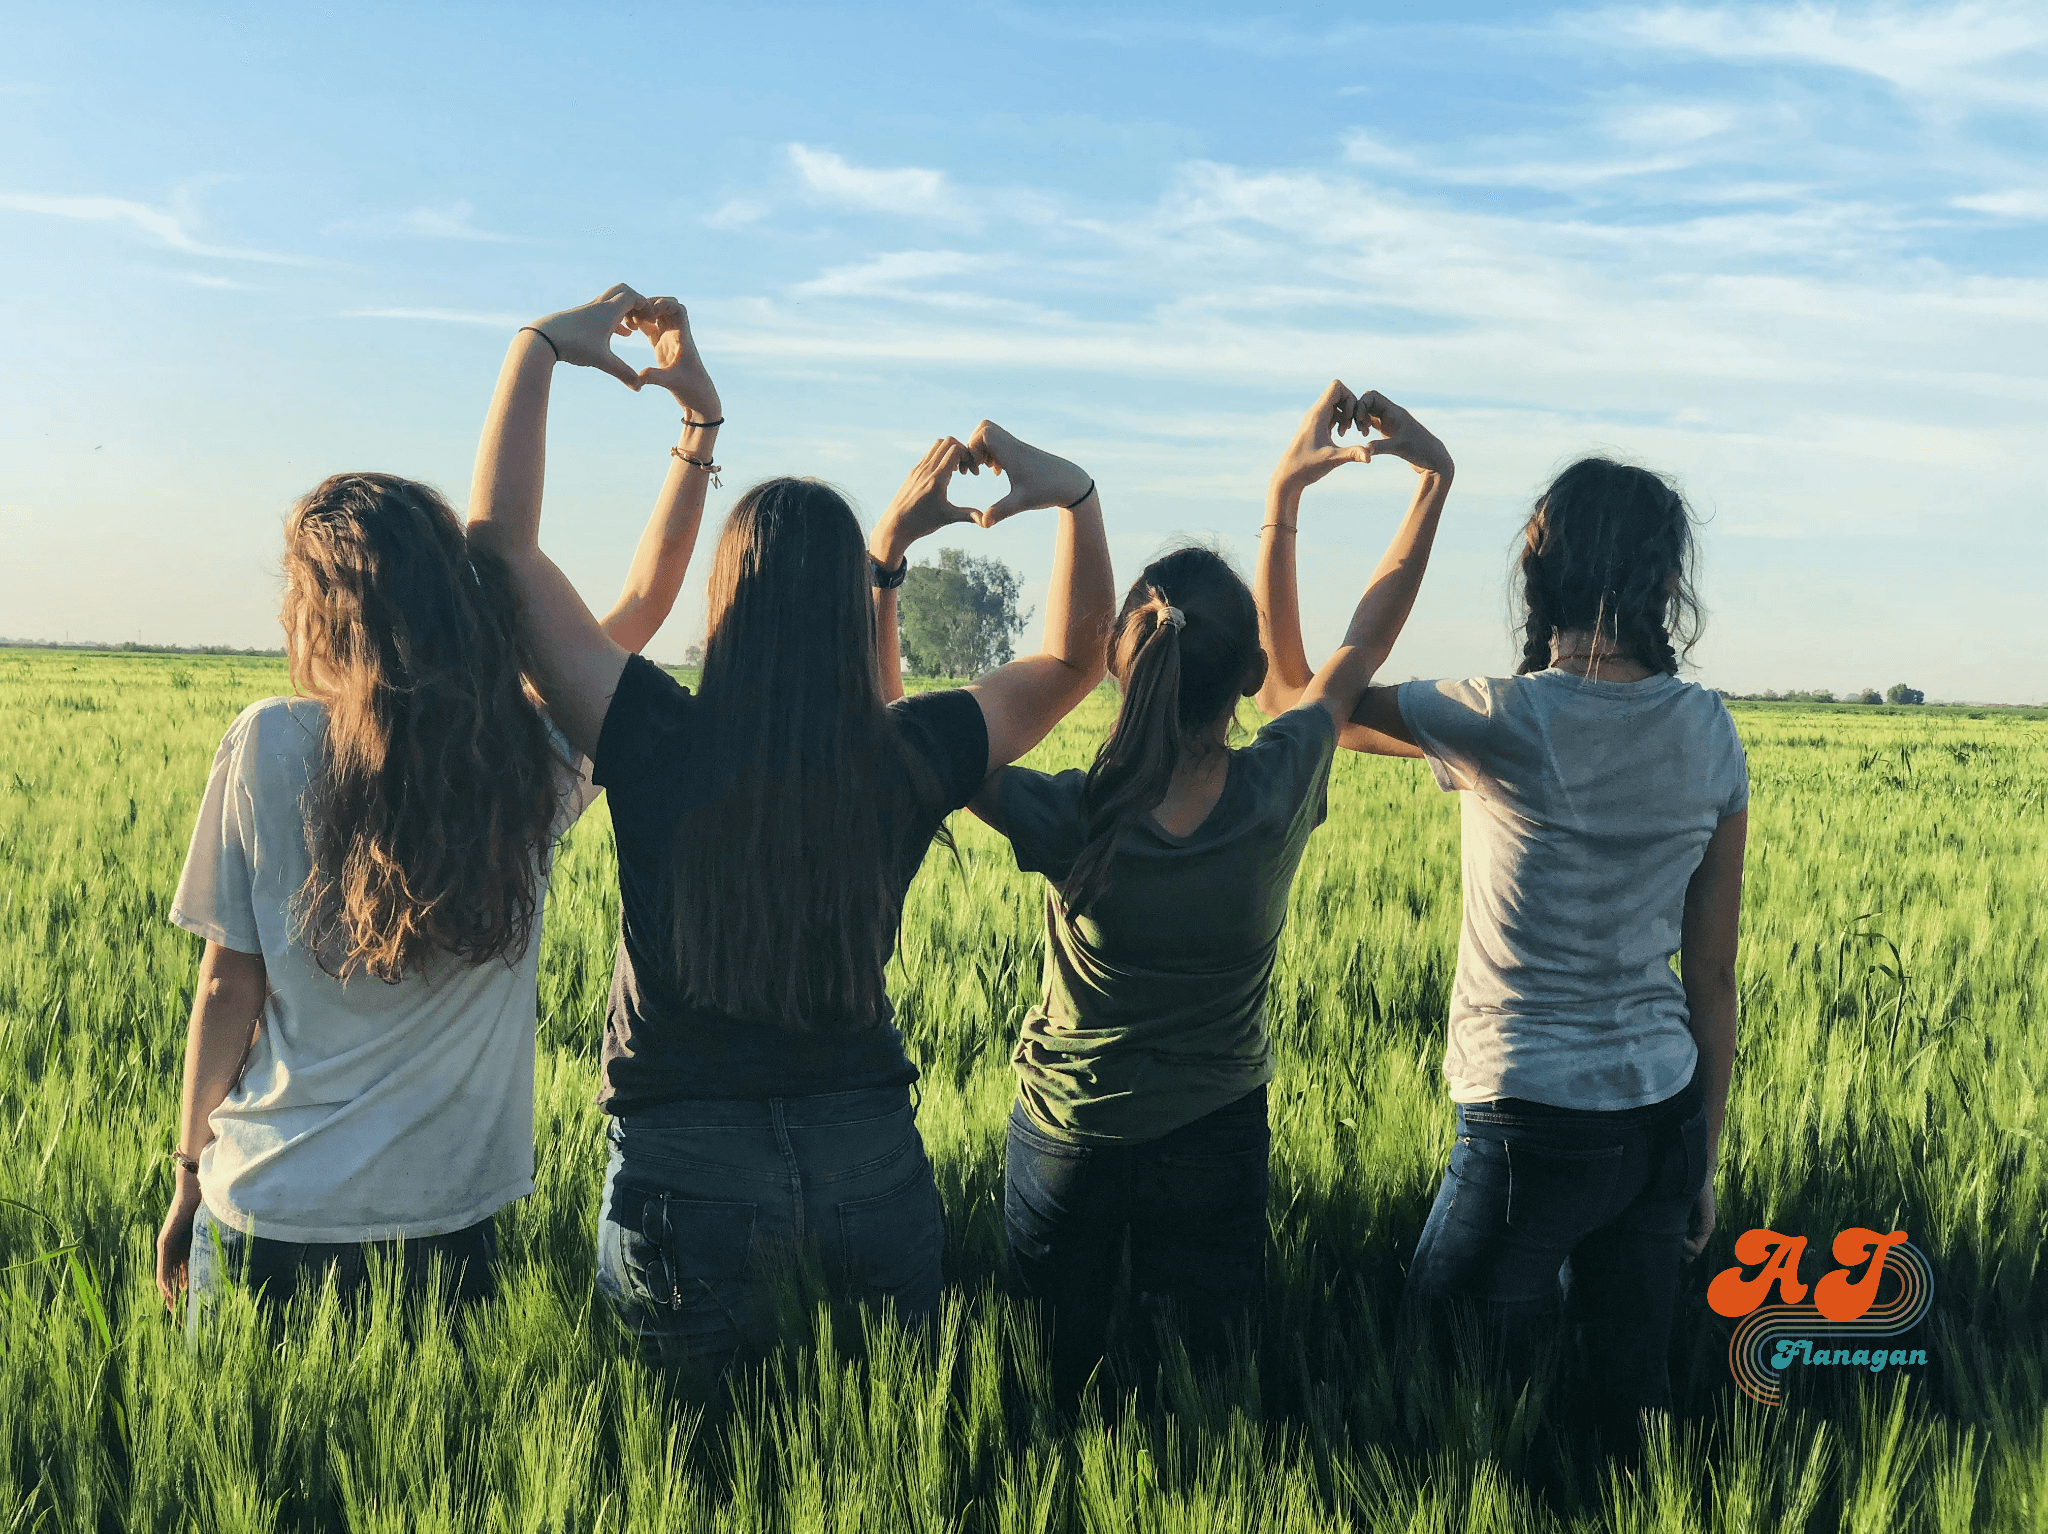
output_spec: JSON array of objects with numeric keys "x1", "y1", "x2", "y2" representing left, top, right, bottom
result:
[
  {"x1": 1463, "y1": 1069, "x2": 1702, "y2": 1129},
  {"x1": 614, "y1": 1083, "x2": 914, "y2": 1131}
]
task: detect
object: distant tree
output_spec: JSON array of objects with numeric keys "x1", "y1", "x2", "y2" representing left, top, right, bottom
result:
[
  {"x1": 683, "y1": 642, "x2": 704, "y2": 667},
  {"x1": 1855, "y1": 688, "x2": 1883, "y2": 705},
  {"x1": 898, "y1": 549, "x2": 1029, "y2": 678},
  {"x1": 1886, "y1": 683, "x2": 1926, "y2": 705}
]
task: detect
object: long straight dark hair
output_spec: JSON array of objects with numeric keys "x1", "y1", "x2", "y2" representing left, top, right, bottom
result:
[
  {"x1": 1515, "y1": 457, "x2": 1703, "y2": 675},
  {"x1": 1061, "y1": 546, "x2": 1265, "y2": 916},
  {"x1": 284, "y1": 472, "x2": 562, "y2": 981},
  {"x1": 669, "y1": 477, "x2": 935, "y2": 1027}
]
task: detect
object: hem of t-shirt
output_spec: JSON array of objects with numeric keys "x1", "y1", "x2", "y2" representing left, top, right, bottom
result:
[
  {"x1": 1013, "y1": 1059, "x2": 1275, "y2": 1148},
  {"x1": 169, "y1": 907, "x2": 262, "y2": 956},
  {"x1": 1394, "y1": 684, "x2": 1459, "y2": 794},
  {"x1": 597, "y1": 1061, "x2": 921, "y2": 1114},
  {"x1": 1444, "y1": 1060, "x2": 1699, "y2": 1113},
  {"x1": 197, "y1": 1176, "x2": 533, "y2": 1245}
]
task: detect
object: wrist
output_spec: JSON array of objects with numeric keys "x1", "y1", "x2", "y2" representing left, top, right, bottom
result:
[
  {"x1": 870, "y1": 523, "x2": 914, "y2": 568},
  {"x1": 676, "y1": 395, "x2": 722, "y2": 422}
]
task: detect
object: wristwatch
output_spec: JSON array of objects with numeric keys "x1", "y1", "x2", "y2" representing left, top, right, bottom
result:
[{"x1": 869, "y1": 553, "x2": 909, "y2": 590}]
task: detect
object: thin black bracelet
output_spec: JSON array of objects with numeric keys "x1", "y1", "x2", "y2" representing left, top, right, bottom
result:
[
  {"x1": 1063, "y1": 479, "x2": 1097, "y2": 510},
  {"x1": 517, "y1": 326, "x2": 561, "y2": 362},
  {"x1": 680, "y1": 416, "x2": 724, "y2": 430},
  {"x1": 870, "y1": 553, "x2": 910, "y2": 590}
]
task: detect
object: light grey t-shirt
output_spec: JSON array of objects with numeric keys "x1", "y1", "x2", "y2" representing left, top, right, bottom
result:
[
  {"x1": 1397, "y1": 669, "x2": 1748, "y2": 1111},
  {"x1": 171, "y1": 697, "x2": 595, "y2": 1243}
]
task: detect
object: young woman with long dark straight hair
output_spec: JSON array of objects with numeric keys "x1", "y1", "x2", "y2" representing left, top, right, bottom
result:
[
  {"x1": 154, "y1": 300, "x2": 716, "y2": 1317},
  {"x1": 970, "y1": 381, "x2": 1453, "y2": 1397},
  {"x1": 1257, "y1": 432, "x2": 1747, "y2": 1442},
  {"x1": 466, "y1": 286, "x2": 1115, "y2": 1373}
]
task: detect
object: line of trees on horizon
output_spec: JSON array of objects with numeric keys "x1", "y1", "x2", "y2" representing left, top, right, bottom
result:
[{"x1": 1717, "y1": 684, "x2": 1925, "y2": 705}]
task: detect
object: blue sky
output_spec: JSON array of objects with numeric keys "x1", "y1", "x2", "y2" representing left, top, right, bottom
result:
[{"x1": 2, "y1": 1, "x2": 2043, "y2": 700}]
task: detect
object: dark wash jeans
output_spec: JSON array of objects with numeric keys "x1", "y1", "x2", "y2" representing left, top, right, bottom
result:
[
  {"x1": 186, "y1": 1203, "x2": 498, "y2": 1326},
  {"x1": 1005, "y1": 1085, "x2": 1270, "y2": 1397},
  {"x1": 1403, "y1": 1070, "x2": 1708, "y2": 1432},
  {"x1": 596, "y1": 1085, "x2": 944, "y2": 1374}
]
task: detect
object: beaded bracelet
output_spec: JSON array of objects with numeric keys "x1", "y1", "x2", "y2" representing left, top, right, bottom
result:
[{"x1": 670, "y1": 448, "x2": 722, "y2": 486}]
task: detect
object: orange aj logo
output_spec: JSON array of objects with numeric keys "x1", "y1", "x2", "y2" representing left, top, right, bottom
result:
[{"x1": 1709, "y1": 1227, "x2": 1933, "y2": 1406}]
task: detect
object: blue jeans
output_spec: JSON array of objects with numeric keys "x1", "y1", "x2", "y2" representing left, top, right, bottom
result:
[
  {"x1": 1403, "y1": 1072, "x2": 1708, "y2": 1432},
  {"x1": 596, "y1": 1085, "x2": 944, "y2": 1374},
  {"x1": 1004, "y1": 1086, "x2": 1269, "y2": 1397},
  {"x1": 186, "y1": 1204, "x2": 498, "y2": 1325}
]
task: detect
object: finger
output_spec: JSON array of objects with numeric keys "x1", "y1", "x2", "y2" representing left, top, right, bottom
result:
[
  {"x1": 977, "y1": 486, "x2": 1035, "y2": 526},
  {"x1": 944, "y1": 437, "x2": 978, "y2": 477}
]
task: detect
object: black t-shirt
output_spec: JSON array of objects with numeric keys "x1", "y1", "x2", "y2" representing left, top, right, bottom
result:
[{"x1": 590, "y1": 654, "x2": 989, "y2": 1110}]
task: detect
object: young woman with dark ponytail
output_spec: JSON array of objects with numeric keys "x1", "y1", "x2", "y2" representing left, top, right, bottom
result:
[
  {"x1": 467, "y1": 286, "x2": 1115, "y2": 1375},
  {"x1": 1257, "y1": 440, "x2": 1748, "y2": 1443},
  {"x1": 154, "y1": 297, "x2": 716, "y2": 1317},
  {"x1": 973, "y1": 380, "x2": 1453, "y2": 1396}
]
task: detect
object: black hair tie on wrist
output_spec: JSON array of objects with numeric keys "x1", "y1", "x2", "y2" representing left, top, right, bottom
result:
[
  {"x1": 681, "y1": 416, "x2": 724, "y2": 430},
  {"x1": 518, "y1": 326, "x2": 562, "y2": 362},
  {"x1": 870, "y1": 553, "x2": 910, "y2": 590},
  {"x1": 1063, "y1": 479, "x2": 1096, "y2": 510}
]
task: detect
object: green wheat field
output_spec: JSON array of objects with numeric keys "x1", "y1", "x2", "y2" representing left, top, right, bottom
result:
[{"x1": 2, "y1": 646, "x2": 2044, "y2": 1531}]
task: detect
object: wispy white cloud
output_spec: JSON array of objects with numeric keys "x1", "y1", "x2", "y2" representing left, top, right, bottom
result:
[
  {"x1": 329, "y1": 200, "x2": 520, "y2": 242},
  {"x1": 787, "y1": 143, "x2": 961, "y2": 219},
  {"x1": 0, "y1": 191, "x2": 310, "y2": 263},
  {"x1": 796, "y1": 250, "x2": 988, "y2": 296},
  {"x1": 1568, "y1": 3, "x2": 2048, "y2": 112},
  {"x1": 704, "y1": 197, "x2": 768, "y2": 230},
  {"x1": 1952, "y1": 189, "x2": 2048, "y2": 219}
]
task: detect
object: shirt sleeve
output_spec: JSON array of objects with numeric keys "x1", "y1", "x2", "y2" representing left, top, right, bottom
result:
[
  {"x1": 592, "y1": 654, "x2": 690, "y2": 807},
  {"x1": 1718, "y1": 705, "x2": 1752, "y2": 819},
  {"x1": 888, "y1": 689, "x2": 991, "y2": 812},
  {"x1": 170, "y1": 715, "x2": 262, "y2": 955},
  {"x1": 1397, "y1": 678, "x2": 1497, "y2": 794},
  {"x1": 1243, "y1": 703, "x2": 1337, "y2": 831},
  {"x1": 998, "y1": 767, "x2": 1089, "y2": 880}
]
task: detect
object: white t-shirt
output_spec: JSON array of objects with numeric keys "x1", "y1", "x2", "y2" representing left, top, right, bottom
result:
[
  {"x1": 1397, "y1": 669, "x2": 1748, "y2": 1111},
  {"x1": 171, "y1": 697, "x2": 596, "y2": 1243}
]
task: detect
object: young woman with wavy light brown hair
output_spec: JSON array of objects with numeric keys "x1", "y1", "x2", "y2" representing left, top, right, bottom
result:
[
  {"x1": 154, "y1": 299, "x2": 718, "y2": 1318},
  {"x1": 1257, "y1": 436, "x2": 1748, "y2": 1445},
  {"x1": 467, "y1": 286, "x2": 1116, "y2": 1376}
]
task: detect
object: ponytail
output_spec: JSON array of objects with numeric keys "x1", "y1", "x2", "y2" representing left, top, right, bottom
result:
[{"x1": 1061, "y1": 592, "x2": 1186, "y2": 915}]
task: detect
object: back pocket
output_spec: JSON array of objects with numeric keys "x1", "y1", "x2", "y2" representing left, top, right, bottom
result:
[
  {"x1": 836, "y1": 1161, "x2": 944, "y2": 1315},
  {"x1": 1504, "y1": 1139, "x2": 1625, "y2": 1241},
  {"x1": 637, "y1": 1195, "x2": 758, "y2": 1321}
]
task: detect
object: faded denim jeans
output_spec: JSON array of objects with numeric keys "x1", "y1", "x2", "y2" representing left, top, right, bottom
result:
[
  {"x1": 595, "y1": 1085, "x2": 944, "y2": 1375},
  {"x1": 1403, "y1": 1071, "x2": 1708, "y2": 1436},
  {"x1": 1004, "y1": 1085, "x2": 1270, "y2": 1399},
  {"x1": 186, "y1": 1204, "x2": 498, "y2": 1326}
]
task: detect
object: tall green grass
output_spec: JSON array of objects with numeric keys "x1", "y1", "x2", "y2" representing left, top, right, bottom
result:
[{"x1": 1, "y1": 647, "x2": 2043, "y2": 1530}]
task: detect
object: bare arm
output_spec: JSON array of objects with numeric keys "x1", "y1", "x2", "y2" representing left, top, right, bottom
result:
[
  {"x1": 599, "y1": 298, "x2": 724, "y2": 655},
  {"x1": 465, "y1": 286, "x2": 672, "y2": 759},
  {"x1": 1254, "y1": 384, "x2": 1454, "y2": 733},
  {"x1": 958, "y1": 424, "x2": 1114, "y2": 774},
  {"x1": 155, "y1": 941, "x2": 266, "y2": 1310},
  {"x1": 1679, "y1": 809, "x2": 1747, "y2": 1260},
  {"x1": 869, "y1": 436, "x2": 981, "y2": 704}
]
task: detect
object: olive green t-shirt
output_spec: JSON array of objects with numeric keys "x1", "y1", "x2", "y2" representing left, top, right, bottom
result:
[{"x1": 998, "y1": 704, "x2": 1336, "y2": 1144}]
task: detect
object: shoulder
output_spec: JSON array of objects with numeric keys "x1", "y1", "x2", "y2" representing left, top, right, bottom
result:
[
  {"x1": 889, "y1": 687, "x2": 990, "y2": 803},
  {"x1": 221, "y1": 696, "x2": 326, "y2": 762},
  {"x1": 1242, "y1": 702, "x2": 1337, "y2": 774},
  {"x1": 1397, "y1": 674, "x2": 1522, "y2": 734},
  {"x1": 615, "y1": 653, "x2": 693, "y2": 713}
]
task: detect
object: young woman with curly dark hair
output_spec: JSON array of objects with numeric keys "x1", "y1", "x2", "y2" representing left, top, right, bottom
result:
[
  {"x1": 1256, "y1": 430, "x2": 1748, "y2": 1444},
  {"x1": 153, "y1": 299, "x2": 719, "y2": 1319}
]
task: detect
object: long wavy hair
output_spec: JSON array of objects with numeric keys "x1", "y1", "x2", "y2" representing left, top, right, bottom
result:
[
  {"x1": 669, "y1": 477, "x2": 945, "y2": 1028},
  {"x1": 1061, "y1": 546, "x2": 1266, "y2": 916},
  {"x1": 283, "y1": 472, "x2": 562, "y2": 982},
  {"x1": 1514, "y1": 457, "x2": 1703, "y2": 676}
]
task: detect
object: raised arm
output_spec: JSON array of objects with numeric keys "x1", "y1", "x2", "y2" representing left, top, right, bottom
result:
[
  {"x1": 1679, "y1": 808, "x2": 1746, "y2": 1261},
  {"x1": 869, "y1": 436, "x2": 982, "y2": 703},
  {"x1": 598, "y1": 298, "x2": 724, "y2": 655},
  {"x1": 1254, "y1": 387, "x2": 1453, "y2": 738},
  {"x1": 957, "y1": 423, "x2": 1113, "y2": 774},
  {"x1": 465, "y1": 284, "x2": 660, "y2": 759}
]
